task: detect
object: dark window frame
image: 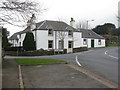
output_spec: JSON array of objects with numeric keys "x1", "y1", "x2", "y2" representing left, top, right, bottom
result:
[
  {"x1": 68, "y1": 41, "x2": 73, "y2": 48},
  {"x1": 48, "y1": 40, "x2": 53, "y2": 49},
  {"x1": 48, "y1": 29, "x2": 53, "y2": 36},
  {"x1": 68, "y1": 30, "x2": 73, "y2": 37},
  {"x1": 98, "y1": 39, "x2": 101, "y2": 45},
  {"x1": 83, "y1": 39, "x2": 87, "y2": 45}
]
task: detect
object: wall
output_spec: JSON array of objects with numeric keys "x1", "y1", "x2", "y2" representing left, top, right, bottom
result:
[
  {"x1": 84, "y1": 38, "x2": 106, "y2": 48},
  {"x1": 35, "y1": 30, "x2": 48, "y2": 50},
  {"x1": 94, "y1": 39, "x2": 106, "y2": 47},
  {"x1": 34, "y1": 30, "x2": 83, "y2": 53}
]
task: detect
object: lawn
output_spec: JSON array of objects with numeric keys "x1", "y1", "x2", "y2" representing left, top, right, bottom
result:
[{"x1": 14, "y1": 58, "x2": 66, "y2": 65}]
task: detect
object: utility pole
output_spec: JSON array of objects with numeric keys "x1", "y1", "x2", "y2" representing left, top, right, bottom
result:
[
  {"x1": 0, "y1": 28, "x2": 2, "y2": 90},
  {"x1": 86, "y1": 19, "x2": 94, "y2": 29}
]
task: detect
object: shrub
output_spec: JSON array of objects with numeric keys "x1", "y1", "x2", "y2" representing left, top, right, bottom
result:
[{"x1": 73, "y1": 47, "x2": 88, "y2": 53}]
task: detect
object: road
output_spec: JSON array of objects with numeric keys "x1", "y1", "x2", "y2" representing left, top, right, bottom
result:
[{"x1": 5, "y1": 46, "x2": 119, "y2": 84}]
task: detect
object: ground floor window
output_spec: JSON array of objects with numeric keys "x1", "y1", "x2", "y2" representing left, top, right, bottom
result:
[
  {"x1": 48, "y1": 40, "x2": 53, "y2": 49},
  {"x1": 68, "y1": 41, "x2": 73, "y2": 48},
  {"x1": 98, "y1": 40, "x2": 101, "y2": 45},
  {"x1": 83, "y1": 39, "x2": 87, "y2": 45},
  {"x1": 59, "y1": 40, "x2": 64, "y2": 49}
]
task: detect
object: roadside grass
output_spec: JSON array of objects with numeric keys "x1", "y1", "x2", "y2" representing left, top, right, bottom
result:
[{"x1": 14, "y1": 58, "x2": 66, "y2": 65}]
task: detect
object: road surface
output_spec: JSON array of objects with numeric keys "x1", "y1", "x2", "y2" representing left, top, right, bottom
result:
[{"x1": 5, "y1": 46, "x2": 118, "y2": 84}]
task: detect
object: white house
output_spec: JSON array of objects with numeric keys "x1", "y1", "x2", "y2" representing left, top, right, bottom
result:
[
  {"x1": 80, "y1": 29, "x2": 105, "y2": 48},
  {"x1": 9, "y1": 16, "x2": 105, "y2": 53}
]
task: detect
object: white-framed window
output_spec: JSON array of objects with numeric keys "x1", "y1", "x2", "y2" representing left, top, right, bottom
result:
[
  {"x1": 68, "y1": 30, "x2": 73, "y2": 37},
  {"x1": 98, "y1": 39, "x2": 101, "y2": 45},
  {"x1": 59, "y1": 40, "x2": 64, "y2": 49},
  {"x1": 48, "y1": 29, "x2": 53, "y2": 36},
  {"x1": 48, "y1": 40, "x2": 53, "y2": 49},
  {"x1": 83, "y1": 39, "x2": 87, "y2": 45},
  {"x1": 68, "y1": 41, "x2": 73, "y2": 48}
]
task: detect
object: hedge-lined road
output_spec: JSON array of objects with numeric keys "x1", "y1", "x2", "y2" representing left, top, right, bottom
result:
[{"x1": 5, "y1": 46, "x2": 118, "y2": 84}]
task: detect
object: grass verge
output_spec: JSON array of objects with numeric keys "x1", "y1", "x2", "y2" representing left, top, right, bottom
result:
[
  {"x1": 107, "y1": 43, "x2": 120, "y2": 47},
  {"x1": 14, "y1": 58, "x2": 66, "y2": 65}
]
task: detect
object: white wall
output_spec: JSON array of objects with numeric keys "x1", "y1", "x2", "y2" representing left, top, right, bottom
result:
[
  {"x1": 82, "y1": 38, "x2": 106, "y2": 48},
  {"x1": 73, "y1": 32, "x2": 82, "y2": 48},
  {"x1": 94, "y1": 39, "x2": 105, "y2": 47},
  {"x1": 35, "y1": 30, "x2": 48, "y2": 50},
  {"x1": 34, "y1": 30, "x2": 83, "y2": 52}
]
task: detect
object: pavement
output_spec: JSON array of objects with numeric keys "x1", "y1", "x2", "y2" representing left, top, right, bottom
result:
[
  {"x1": 2, "y1": 59, "x2": 19, "y2": 89},
  {"x1": 2, "y1": 59, "x2": 109, "y2": 89}
]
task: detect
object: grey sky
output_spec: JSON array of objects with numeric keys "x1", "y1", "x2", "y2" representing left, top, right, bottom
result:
[{"x1": 4, "y1": 0, "x2": 119, "y2": 36}]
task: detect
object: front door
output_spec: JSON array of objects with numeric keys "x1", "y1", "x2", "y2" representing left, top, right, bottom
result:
[{"x1": 91, "y1": 40, "x2": 94, "y2": 48}]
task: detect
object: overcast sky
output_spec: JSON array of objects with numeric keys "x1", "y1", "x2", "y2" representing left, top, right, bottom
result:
[{"x1": 4, "y1": 0, "x2": 120, "y2": 36}]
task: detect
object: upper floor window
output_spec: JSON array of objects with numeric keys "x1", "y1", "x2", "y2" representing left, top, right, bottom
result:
[
  {"x1": 48, "y1": 29, "x2": 53, "y2": 36},
  {"x1": 68, "y1": 30, "x2": 73, "y2": 37},
  {"x1": 83, "y1": 39, "x2": 87, "y2": 45},
  {"x1": 98, "y1": 40, "x2": 101, "y2": 45}
]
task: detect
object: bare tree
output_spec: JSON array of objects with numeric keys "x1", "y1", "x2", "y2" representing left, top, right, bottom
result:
[
  {"x1": 56, "y1": 30, "x2": 67, "y2": 49},
  {"x1": 0, "y1": 0, "x2": 46, "y2": 27}
]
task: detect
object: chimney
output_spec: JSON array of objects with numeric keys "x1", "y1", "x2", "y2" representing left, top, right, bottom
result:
[
  {"x1": 70, "y1": 17, "x2": 76, "y2": 28},
  {"x1": 27, "y1": 14, "x2": 36, "y2": 30}
]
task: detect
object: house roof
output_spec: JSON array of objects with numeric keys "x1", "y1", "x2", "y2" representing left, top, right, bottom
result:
[
  {"x1": 9, "y1": 26, "x2": 31, "y2": 40},
  {"x1": 80, "y1": 29, "x2": 105, "y2": 39},
  {"x1": 35, "y1": 20, "x2": 76, "y2": 31},
  {"x1": 9, "y1": 20, "x2": 78, "y2": 40}
]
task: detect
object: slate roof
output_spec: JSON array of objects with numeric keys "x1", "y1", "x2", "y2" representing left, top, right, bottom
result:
[
  {"x1": 9, "y1": 26, "x2": 31, "y2": 40},
  {"x1": 9, "y1": 20, "x2": 77, "y2": 40},
  {"x1": 80, "y1": 29, "x2": 105, "y2": 39},
  {"x1": 35, "y1": 20, "x2": 76, "y2": 31}
]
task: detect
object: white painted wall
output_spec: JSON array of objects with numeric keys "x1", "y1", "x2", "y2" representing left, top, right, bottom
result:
[
  {"x1": 82, "y1": 38, "x2": 106, "y2": 48},
  {"x1": 73, "y1": 32, "x2": 82, "y2": 48},
  {"x1": 9, "y1": 29, "x2": 106, "y2": 53},
  {"x1": 94, "y1": 39, "x2": 105, "y2": 47},
  {"x1": 35, "y1": 30, "x2": 48, "y2": 50},
  {"x1": 34, "y1": 30, "x2": 83, "y2": 53}
]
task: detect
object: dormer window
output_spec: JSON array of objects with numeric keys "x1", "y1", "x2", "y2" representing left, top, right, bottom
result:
[
  {"x1": 48, "y1": 29, "x2": 53, "y2": 36},
  {"x1": 68, "y1": 30, "x2": 73, "y2": 37}
]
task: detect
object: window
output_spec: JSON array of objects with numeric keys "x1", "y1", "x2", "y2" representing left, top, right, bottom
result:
[
  {"x1": 98, "y1": 40, "x2": 101, "y2": 45},
  {"x1": 48, "y1": 29, "x2": 53, "y2": 36},
  {"x1": 48, "y1": 40, "x2": 53, "y2": 48},
  {"x1": 68, "y1": 41, "x2": 73, "y2": 48},
  {"x1": 83, "y1": 39, "x2": 87, "y2": 45},
  {"x1": 59, "y1": 40, "x2": 64, "y2": 49},
  {"x1": 68, "y1": 30, "x2": 73, "y2": 37}
]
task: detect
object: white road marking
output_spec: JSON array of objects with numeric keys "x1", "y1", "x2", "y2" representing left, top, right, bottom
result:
[
  {"x1": 76, "y1": 55, "x2": 82, "y2": 67},
  {"x1": 105, "y1": 50, "x2": 118, "y2": 59}
]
